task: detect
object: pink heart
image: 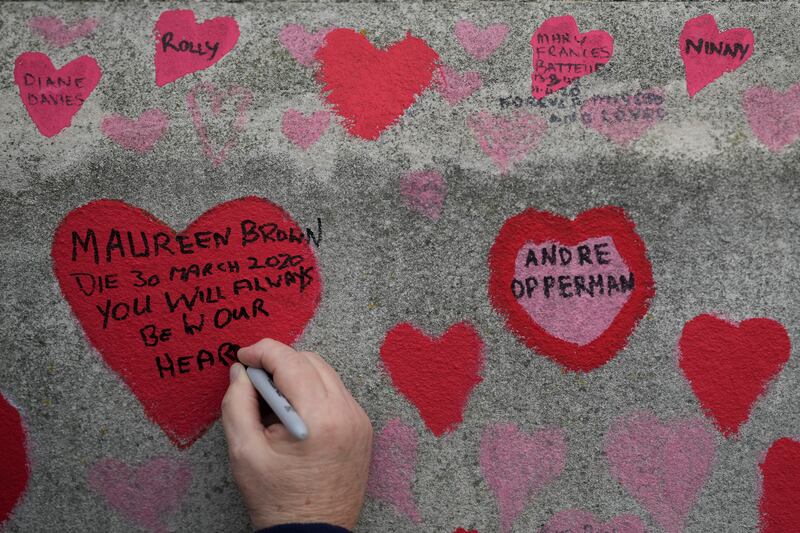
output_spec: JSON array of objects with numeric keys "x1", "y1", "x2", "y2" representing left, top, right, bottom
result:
[
  {"x1": 101, "y1": 109, "x2": 169, "y2": 153},
  {"x1": 185, "y1": 82, "x2": 253, "y2": 167},
  {"x1": 433, "y1": 64, "x2": 482, "y2": 105},
  {"x1": 87, "y1": 457, "x2": 192, "y2": 533},
  {"x1": 280, "y1": 24, "x2": 332, "y2": 67},
  {"x1": 742, "y1": 83, "x2": 800, "y2": 152},
  {"x1": 366, "y1": 418, "x2": 421, "y2": 523},
  {"x1": 543, "y1": 509, "x2": 646, "y2": 533},
  {"x1": 580, "y1": 89, "x2": 666, "y2": 145},
  {"x1": 467, "y1": 110, "x2": 548, "y2": 174},
  {"x1": 514, "y1": 237, "x2": 633, "y2": 346},
  {"x1": 454, "y1": 20, "x2": 509, "y2": 61},
  {"x1": 604, "y1": 411, "x2": 716, "y2": 533},
  {"x1": 480, "y1": 423, "x2": 566, "y2": 533},
  {"x1": 399, "y1": 170, "x2": 447, "y2": 220},
  {"x1": 281, "y1": 109, "x2": 330, "y2": 150},
  {"x1": 29, "y1": 16, "x2": 100, "y2": 48}
]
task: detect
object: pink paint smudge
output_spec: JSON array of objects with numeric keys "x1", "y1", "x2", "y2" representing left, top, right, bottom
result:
[
  {"x1": 399, "y1": 170, "x2": 447, "y2": 220},
  {"x1": 280, "y1": 24, "x2": 332, "y2": 67},
  {"x1": 454, "y1": 20, "x2": 509, "y2": 61},
  {"x1": 29, "y1": 16, "x2": 100, "y2": 48},
  {"x1": 366, "y1": 418, "x2": 421, "y2": 523},
  {"x1": 467, "y1": 110, "x2": 548, "y2": 174},
  {"x1": 87, "y1": 457, "x2": 192, "y2": 533},
  {"x1": 742, "y1": 83, "x2": 800, "y2": 152},
  {"x1": 480, "y1": 423, "x2": 566, "y2": 533},
  {"x1": 101, "y1": 109, "x2": 169, "y2": 154},
  {"x1": 185, "y1": 82, "x2": 253, "y2": 167},
  {"x1": 604, "y1": 411, "x2": 716, "y2": 533},
  {"x1": 580, "y1": 88, "x2": 666, "y2": 145},
  {"x1": 281, "y1": 109, "x2": 330, "y2": 150},
  {"x1": 543, "y1": 509, "x2": 646, "y2": 533},
  {"x1": 433, "y1": 64, "x2": 482, "y2": 105}
]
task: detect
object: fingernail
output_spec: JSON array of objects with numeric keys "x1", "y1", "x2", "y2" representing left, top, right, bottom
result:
[{"x1": 230, "y1": 363, "x2": 241, "y2": 382}]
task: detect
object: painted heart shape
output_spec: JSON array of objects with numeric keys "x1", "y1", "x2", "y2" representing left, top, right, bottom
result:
[
  {"x1": 51, "y1": 197, "x2": 322, "y2": 447},
  {"x1": 366, "y1": 418, "x2": 421, "y2": 523},
  {"x1": 316, "y1": 28, "x2": 439, "y2": 140},
  {"x1": 101, "y1": 109, "x2": 169, "y2": 154},
  {"x1": 488, "y1": 207, "x2": 654, "y2": 371},
  {"x1": 742, "y1": 83, "x2": 800, "y2": 152},
  {"x1": 380, "y1": 322, "x2": 483, "y2": 436},
  {"x1": 454, "y1": 20, "x2": 508, "y2": 61},
  {"x1": 0, "y1": 393, "x2": 28, "y2": 525},
  {"x1": 399, "y1": 170, "x2": 447, "y2": 220},
  {"x1": 29, "y1": 16, "x2": 100, "y2": 48},
  {"x1": 281, "y1": 109, "x2": 330, "y2": 150},
  {"x1": 13, "y1": 52, "x2": 101, "y2": 137},
  {"x1": 433, "y1": 64, "x2": 482, "y2": 105},
  {"x1": 759, "y1": 438, "x2": 800, "y2": 532},
  {"x1": 543, "y1": 509, "x2": 646, "y2": 533},
  {"x1": 88, "y1": 457, "x2": 191, "y2": 533},
  {"x1": 467, "y1": 110, "x2": 548, "y2": 174},
  {"x1": 680, "y1": 14, "x2": 754, "y2": 97},
  {"x1": 154, "y1": 9, "x2": 240, "y2": 87},
  {"x1": 531, "y1": 15, "x2": 614, "y2": 100},
  {"x1": 480, "y1": 423, "x2": 566, "y2": 533},
  {"x1": 280, "y1": 24, "x2": 332, "y2": 67},
  {"x1": 186, "y1": 82, "x2": 253, "y2": 167},
  {"x1": 580, "y1": 88, "x2": 666, "y2": 145},
  {"x1": 679, "y1": 314, "x2": 790, "y2": 437},
  {"x1": 604, "y1": 411, "x2": 716, "y2": 533}
]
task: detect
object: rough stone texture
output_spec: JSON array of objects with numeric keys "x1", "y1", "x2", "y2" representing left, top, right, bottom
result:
[{"x1": 0, "y1": 2, "x2": 798, "y2": 532}]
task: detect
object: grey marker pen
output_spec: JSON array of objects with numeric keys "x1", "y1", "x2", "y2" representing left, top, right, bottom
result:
[{"x1": 245, "y1": 367, "x2": 309, "y2": 440}]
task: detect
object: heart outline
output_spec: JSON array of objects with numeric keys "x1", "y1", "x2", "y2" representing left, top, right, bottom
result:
[{"x1": 185, "y1": 82, "x2": 253, "y2": 167}]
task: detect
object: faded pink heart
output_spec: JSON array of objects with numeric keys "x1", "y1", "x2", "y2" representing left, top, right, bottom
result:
[
  {"x1": 467, "y1": 110, "x2": 548, "y2": 174},
  {"x1": 433, "y1": 64, "x2": 482, "y2": 105},
  {"x1": 280, "y1": 24, "x2": 332, "y2": 67},
  {"x1": 399, "y1": 170, "x2": 447, "y2": 220},
  {"x1": 87, "y1": 457, "x2": 191, "y2": 533},
  {"x1": 281, "y1": 109, "x2": 330, "y2": 150},
  {"x1": 543, "y1": 509, "x2": 646, "y2": 533},
  {"x1": 29, "y1": 16, "x2": 99, "y2": 48},
  {"x1": 454, "y1": 20, "x2": 509, "y2": 61},
  {"x1": 101, "y1": 109, "x2": 169, "y2": 154},
  {"x1": 580, "y1": 89, "x2": 666, "y2": 145},
  {"x1": 366, "y1": 418, "x2": 421, "y2": 523},
  {"x1": 605, "y1": 411, "x2": 716, "y2": 533},
  {"x1": 480, "y1": 423, "x2": 566, "y2": 533},
  {"x1": 185, "y1": 82, "x2": 253, "y2": 167},
  {"x1": 742, "y1": 83, "x2": 800, "y2": 152}
]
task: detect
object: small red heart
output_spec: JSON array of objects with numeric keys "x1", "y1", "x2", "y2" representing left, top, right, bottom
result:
[
  {"x1": 488, "y1": 206, "x2": 655, "y2": 371},
  {"x1": 316, "y1": 29, "x2": 439, "y2": 140},
  {"x1": 154, "y1": 9, "x2": 240, "y2": 87},
  {"x1": 679, "y1": 314, "x2": 790, "y2": 437},
  {"x1": 0, "y1": 392, "x2": 28, "y2": 525},
  {"x1": 759, "y1": 438, "x2": 800, "y2": 532},
  {"x1": 13, "y1": 52, "x2": 101, "y2": 137},
  {"x1": 679, "y1": 14, "x2": 754, "y2": 97},
  {"x1": 380, "y1": 322, "x2": 483, "y2": 436},
  {"x1": 51, "y1": 197, "x2": 322, "y2": 447}
]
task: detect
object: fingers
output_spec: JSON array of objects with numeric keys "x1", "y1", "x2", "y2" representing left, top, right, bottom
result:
[
  {"x1": 221, "y1": 363, "x2": 267, "y2": 451},
  {"x1": 302, "y1": 351, "x2": 349, "y2": 397}
]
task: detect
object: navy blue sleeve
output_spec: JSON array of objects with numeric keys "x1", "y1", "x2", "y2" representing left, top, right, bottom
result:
[{"x1": 255, "y1": 524, "x2": 351, "y2": 533}]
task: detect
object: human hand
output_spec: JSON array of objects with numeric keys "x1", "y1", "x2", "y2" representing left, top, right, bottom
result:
[{"x1": 221, "y1": 339, "x2": 373, "y2": 530}]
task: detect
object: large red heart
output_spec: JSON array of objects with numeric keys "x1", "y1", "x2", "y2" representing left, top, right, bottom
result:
[
  {"x1": 316, "y1": 29, "x2": 439, "y2": 140},
  {"x1": 679, "y1": 14, "x2": 754, "y2": 97},
  {"x1": 51, "y1": 197, "x2": 322, "y2": 447},
  {"x1": 379, "y1": 322, "x2": 483, "y2": 436},
  {"x1": 488, "y1": 207, "x2": 654, "y2": 371},
  {"x1": 0, "y1": 392, "x2": 28, "y2": 525},
  {"x1": 759, "y1": 438, "x2": 800, "y2": 532},
  {"x1": 13, "y1": 52, "x2": 101, "y2": 137},
  {"x1": 154, "y1": 9, "x2": 240, "y2": 87},
  {"x1": 679, "y1": 314, "x2": 790, "y2": 437}
]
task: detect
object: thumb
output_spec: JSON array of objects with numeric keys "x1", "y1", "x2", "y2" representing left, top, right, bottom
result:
[{"x1": 221, "y1": 363, "x2": 267, "y2": 450}]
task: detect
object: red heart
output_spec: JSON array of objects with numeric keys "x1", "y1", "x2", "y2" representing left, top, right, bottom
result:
[
  {"x1": 679, "y1": 314, "x2": 790, "y2": 437},
  {"x1": 0, "y1": 393, "x2": 28, "y2": 525},
  {"x1": 531, "y1": 15, "x2": 614, "y2": 100},
  {"x1": 380, "y1": 322, "x2": 483, "y2": 436},
  {"x1": 13, "y1": 52, "x2": 101, "y2": 137},
  {"x1": 488, "y1": 207, "x2": 655, "y2": 371},
  {"x1": 154, "y1": 9, "x2": 240, "y2": 87},
  {"x1": 679, "y1": 14, "x2": 754, "y2": 97},
  {"x1": 51, "y1": 197, "x2": 322, "y2": 448},
  {"x1": 759, "y1": 438, "x2": 800, "y2": 532},
  {"x1": 316, "y1": 29, "x2": 439, "y2": 140}
]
